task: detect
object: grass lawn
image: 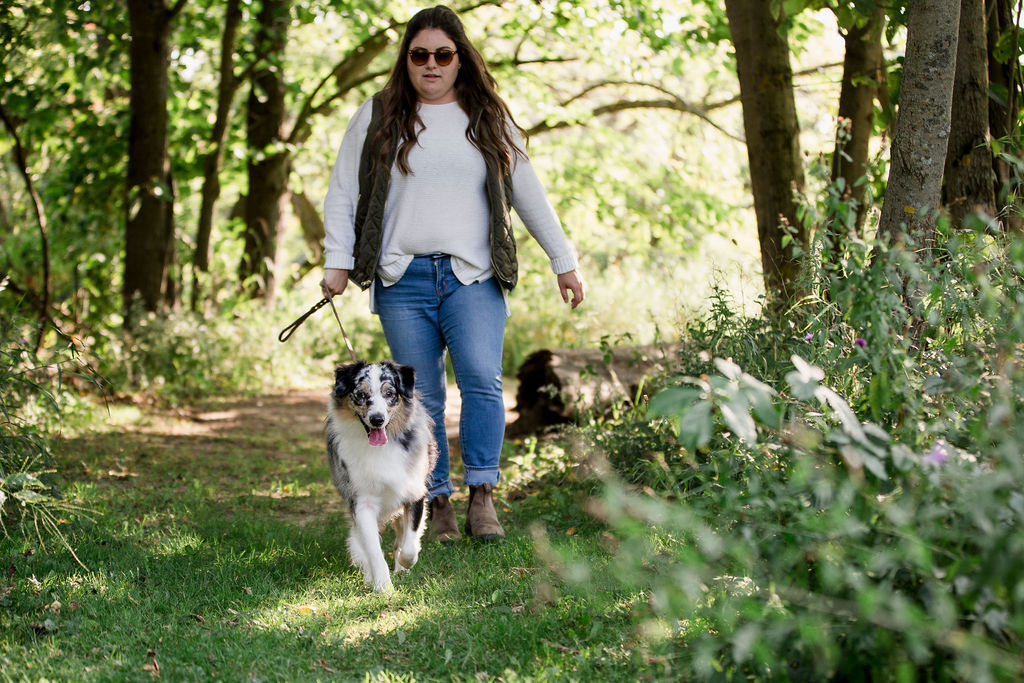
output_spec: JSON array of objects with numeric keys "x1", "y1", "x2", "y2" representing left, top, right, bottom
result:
[{"x1": 1, "y1": 391, "x2": 670, "y2": 681}]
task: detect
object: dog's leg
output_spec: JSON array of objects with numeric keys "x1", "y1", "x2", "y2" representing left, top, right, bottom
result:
[
  {"x1": 392, "y1": 498, "x2": 426, "y2": 574},
  {"x1": 350, "y1": 499, "x2": 393, "y2": 593}
]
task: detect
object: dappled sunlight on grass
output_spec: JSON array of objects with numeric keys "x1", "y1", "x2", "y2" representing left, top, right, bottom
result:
[{"x1": 2, "y1": 390, "x2": 665, "y2": 680}]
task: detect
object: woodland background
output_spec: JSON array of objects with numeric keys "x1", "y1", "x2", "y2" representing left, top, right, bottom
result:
[{"x1": 3, "y1": 0, "x2": 1024, "y2": 680}]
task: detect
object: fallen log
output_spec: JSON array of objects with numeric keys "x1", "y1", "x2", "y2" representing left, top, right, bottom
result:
[{"x1": 506, "y1": 344, "x2": 679, "y2": 437}]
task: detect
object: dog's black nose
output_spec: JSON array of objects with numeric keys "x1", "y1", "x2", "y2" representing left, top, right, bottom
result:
[{"x1": 368, "y1": 414, "x2": 385, "y2": 428}]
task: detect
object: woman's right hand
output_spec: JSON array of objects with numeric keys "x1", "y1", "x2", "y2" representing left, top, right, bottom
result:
[{"x1": 322, "y1": 268, "x2": 350, "y2": 297}]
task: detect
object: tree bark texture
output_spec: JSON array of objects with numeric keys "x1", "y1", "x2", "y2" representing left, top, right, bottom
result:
[
  {"x1": 944, "y1": 0, "x2": 997, "y2": 228},
  {"x1": 193, "y1": 0, "x2": 242, "y2": 311},
  {"x1": 240, "y1": 0, "x2": 289, "y2": 301},
  {"x1": 878, "y1": 0, "x2": 961, "y2": 251},
  {"x1": 723, "y1": 0, "x2": 807, "y2": 310},
  {"x1": 831, "y1": 7, "x2": 885, "y2": 237},
  {"x1": 124, "y1": 0, "x2": 178, "y2": 317}
]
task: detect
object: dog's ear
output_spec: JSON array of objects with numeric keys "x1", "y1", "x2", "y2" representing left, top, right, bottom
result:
[
  {"x1": 388, "y1": 361, "x2": 416, "y2": 400},
  {"x1": 333, "y1": 361, "x2": 365, "y2": 398}
]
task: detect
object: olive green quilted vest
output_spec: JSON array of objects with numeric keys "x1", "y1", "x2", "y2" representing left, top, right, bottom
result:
[{"x1": 349, "y1": 93, "x2": 518, "y2": 291}]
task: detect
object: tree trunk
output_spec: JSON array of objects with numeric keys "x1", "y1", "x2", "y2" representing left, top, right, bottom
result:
[
  {"x1": 724, "y1": 0, "x2": 807, "y2": 311},
  {"x1": 240, "y1": 0, "x2": 289, "y2": 301},
  {"x1": 877, "y1": 0, "x2": 960, "y2": 254},
  {"x1": 831, "y1": 8, "x2": 885, "y2": 239},
  {"x1": 944, "y1": 0, "x2": 997, "y2": 229},
  {"x1": 124, "y1": 0, "x2": 182, "y2": 319},
  {"x1": 192, "y1": 0, "x2": 243, "y2": 311}
]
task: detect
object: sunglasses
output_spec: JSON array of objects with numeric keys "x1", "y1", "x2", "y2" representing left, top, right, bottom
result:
[{"x1": 408, "y1": 47, "x2": 457, "y2": 67}]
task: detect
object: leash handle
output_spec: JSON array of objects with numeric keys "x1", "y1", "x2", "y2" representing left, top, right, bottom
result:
[
  {"x1": 278, "y1": 297, "x2": 330, "y2": 343},
  {"x1": 277, "y1": 284, "x2": 358, "y2": 363}
]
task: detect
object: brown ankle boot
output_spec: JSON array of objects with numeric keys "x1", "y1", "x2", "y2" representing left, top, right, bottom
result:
[
  {"x1": 465, "y1": 484, "x2": 505, "y2": 541},
  {"x1": 428, "y1": 494, "x2": 461, "y2": 544}
]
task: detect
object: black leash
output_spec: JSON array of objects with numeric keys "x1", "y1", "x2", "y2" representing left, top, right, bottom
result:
[{"x1": 278, "y1": 283, "x2": 358, "y2": 363}]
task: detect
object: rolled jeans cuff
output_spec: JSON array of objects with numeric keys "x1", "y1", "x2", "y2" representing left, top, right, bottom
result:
[{"x1": 464, "y1": 466, "x2": 501, "y2": 488}]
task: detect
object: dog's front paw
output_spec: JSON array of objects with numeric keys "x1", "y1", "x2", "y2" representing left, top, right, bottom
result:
[
  {"x1": 372, "y1": 578, "x2": 395, "y2": 594},
  {"x1": 393, "y1": 549, "x2": 418, "y2": 572}
]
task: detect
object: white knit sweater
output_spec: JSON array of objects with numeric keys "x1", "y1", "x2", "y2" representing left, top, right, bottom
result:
[{"x1": 323, "y1": 98, "x2": 578, "y2": 290}]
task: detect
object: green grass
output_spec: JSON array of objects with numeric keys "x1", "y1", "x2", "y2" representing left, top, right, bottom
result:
[{"x1": 0, "y1": 394, "x2": 659, "y2": 682}]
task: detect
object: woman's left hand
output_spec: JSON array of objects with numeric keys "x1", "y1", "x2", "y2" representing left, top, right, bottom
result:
[{"x1": 557, "y1": 270, "x2": 585, "y2": 309}]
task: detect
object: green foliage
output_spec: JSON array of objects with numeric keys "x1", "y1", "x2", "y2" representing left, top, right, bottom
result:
[
  {"x1": 0, "y1": 318, "x2": 96, "y2": 567},
  {"x1": 560, "y1": 219, "x2": 1024, "y2": 679},
  {"x1": 97, "y1": 281, "x2": 392, "y2": 403}
]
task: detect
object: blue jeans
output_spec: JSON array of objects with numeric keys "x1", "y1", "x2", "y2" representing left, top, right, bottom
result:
[{"x1": 375, "y1": 254, "x2": 506, "y2": 499}]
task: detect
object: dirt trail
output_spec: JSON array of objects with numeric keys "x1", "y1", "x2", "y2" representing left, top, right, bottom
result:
[{"x1": 178, "y1": 384, "x2": 520, "y2": 457}]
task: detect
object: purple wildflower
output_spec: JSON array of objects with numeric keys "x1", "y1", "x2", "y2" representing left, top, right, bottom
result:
[
  {"x1": 804, "y1": 333, "x2": 813, "y2": 342},
  {"x1": 924, "y1": 441, "x2": 949, "y2": 465},
  {"x1": 855, "y1": 338, "x2": 867, "y2": 347}
]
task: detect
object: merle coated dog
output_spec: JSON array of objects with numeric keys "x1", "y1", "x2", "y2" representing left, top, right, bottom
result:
[{"x1": 326, "y1": 361, "x2": 437, "y2": 593}]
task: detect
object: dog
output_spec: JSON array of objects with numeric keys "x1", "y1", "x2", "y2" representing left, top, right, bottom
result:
[{"x1": 326, "y1": 360, "x2": 438, "y2": 593}]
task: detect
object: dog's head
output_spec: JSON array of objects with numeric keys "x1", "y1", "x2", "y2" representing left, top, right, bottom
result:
[{"x1": 332, "y1": 361, "x2": 416, "y2": 446}]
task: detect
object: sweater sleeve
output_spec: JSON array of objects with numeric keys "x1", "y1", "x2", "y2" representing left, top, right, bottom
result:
[
  {"x1": 509, "y1": 131, "x2": 579, "y2": 275},
  {"x1": 322, "y1": 99, "x2": 374, "y2": 271}
]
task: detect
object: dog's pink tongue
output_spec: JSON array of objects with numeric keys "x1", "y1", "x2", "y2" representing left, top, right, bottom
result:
[{"x1": 368, "y1": 428, "x2": 388, "y2": 446}]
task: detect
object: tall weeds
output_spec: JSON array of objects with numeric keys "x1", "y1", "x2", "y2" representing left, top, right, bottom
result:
[
  {"x1": 566, "y1": 215, "x2": 1024, "y2": 678},
  {"x1": 0, "y1": 318, "x2": 97, "y2": 566}
]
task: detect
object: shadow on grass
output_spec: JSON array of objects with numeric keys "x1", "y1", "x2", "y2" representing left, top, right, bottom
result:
[{"x1": 2, "y1": 420, "x2": 644, "y2": 681}]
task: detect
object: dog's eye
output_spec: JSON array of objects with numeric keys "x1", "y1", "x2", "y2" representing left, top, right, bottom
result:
[
  {"x1": 352, "y1": 391, "x2": 368, "y2": 404},
  {"x1": 382, "y1": 387, "x2": 395, "y2": 400}
]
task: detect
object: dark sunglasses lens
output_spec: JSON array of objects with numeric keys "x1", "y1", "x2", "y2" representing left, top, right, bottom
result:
[
  {"x1": 435, "y1": 49, "x2": 454, "y2": 66},
  {"x1": 409, "y1": 48, "x2": 429, "y2": 66}
]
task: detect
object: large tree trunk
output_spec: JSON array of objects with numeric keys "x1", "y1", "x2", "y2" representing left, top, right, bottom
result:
[
  {"x1": 877, "y1": 0, "x2": 960, "y2": 254},
  {"x1": 724, "y1": 0, "x2": 807, "y2": 312},
  {"x1": 831, "y1": 7, "x2": 885, "y2": 239},
  {"x1": 124, "y1": 0, "x2": 183, "y2": 319},
  {"x1": 944, "y1": 0, "x2": 997, "y2": 229},
  {"x1": 192, "y1": 0, "x2": 243, "y2": 311},
  {"x1": 240, "y1": 0, "x2": 289, "y2": 301}
]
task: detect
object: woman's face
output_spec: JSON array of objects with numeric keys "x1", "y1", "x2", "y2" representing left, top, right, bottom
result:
[{"x1": 407, "y1": 28, "x2": 460, "y2": 104}]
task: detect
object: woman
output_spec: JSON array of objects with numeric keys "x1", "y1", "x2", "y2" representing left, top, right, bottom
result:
[{"x1": 322, "y1": 5, "x2": 584, "y2": 543}]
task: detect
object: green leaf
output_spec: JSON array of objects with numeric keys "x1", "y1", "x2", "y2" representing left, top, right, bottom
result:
[
  {"x1": 860, "y1": 452, "x2": 888, "y2": 481},
  {"x1": 678, "y1": 400, "x2": 713, "y2": 452},
  {"x1": 713, "y1": 357, "x2": 742, "y2": 380},
  {"x1": 749, "y1": 392, "x2": 782, "y2": 429},
  {"x1": 648, "y1": 386, "x2": 701, "y2": 418},
  {"x1": 720, "y1": 396, "x2": 757, "y2": 443},
  {"x1": 4, "y1": 473, "x2": 46, "y2": 492},
  {"x1": 13, "y1": 489, "x2": 47, "y2": 504},
  {"x1": 818, "y1": 386, "x2": 866, "y2": 443},
  {"x1": 739, "y1": 374, "x2": 780, "y2": 428},
  {"x1": 786, "y1": 355, "x2": 824, "y2": 401}
]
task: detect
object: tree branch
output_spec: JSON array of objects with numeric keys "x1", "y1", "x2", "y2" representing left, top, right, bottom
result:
[
  {"x1": 167, "y1": 0, "x2": 188, "y2": 21},
  {"x1": 526, "y1": 81, "x2": 744, "y2": 141},
  {"x1": 287, "y1": 28, "x2": 396, "y2": 145},
  {"x1": 0, "y1": 102, "x2": 51, "y2": 350}
]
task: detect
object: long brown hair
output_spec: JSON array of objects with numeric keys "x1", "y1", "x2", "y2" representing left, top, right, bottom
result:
[{"x1": 373, "y1": 5, "x2": 526, "y2": 177}]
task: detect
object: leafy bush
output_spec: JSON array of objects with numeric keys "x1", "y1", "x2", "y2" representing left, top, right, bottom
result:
[{"x1": 555, "y1": 226, "x2": 1024, "y2": 679}]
